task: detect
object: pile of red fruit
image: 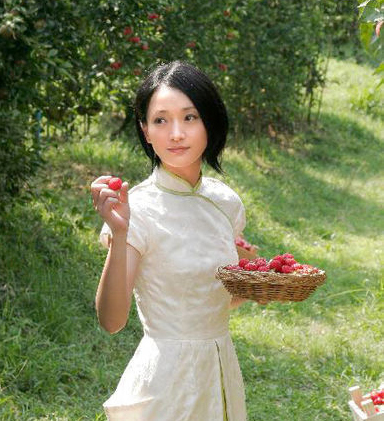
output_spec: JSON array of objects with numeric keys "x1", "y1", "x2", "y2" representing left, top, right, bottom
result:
[
  {"x1": 371, "y1": 389, "x2": 384, "y2": 411},
  {"x1": 225, "y1": 253, "x2": 320, "y2": 275},
  {"x1": 235, "y1": 236, "x2": 254, "y2": 251}
]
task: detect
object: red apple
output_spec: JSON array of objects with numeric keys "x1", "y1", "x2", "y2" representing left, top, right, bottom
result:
[
  {"x1": 109, "y1": 177, "x2": 122, "y2": 191},
  {"x1": 124, "y1": 26, "x2": 133, "y2": 36},
  {"x1": 148, "y1": 13, "x2": 159, "y2": 20},
  {"x1": 110, "y1": 61, "x2": 122, "y2": 70}
]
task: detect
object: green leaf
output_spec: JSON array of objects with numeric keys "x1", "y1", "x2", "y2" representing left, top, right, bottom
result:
[
  {"x1": 359, "y1": 0, "x2": 384, "y2": 21},
  {"x1": 61, "y1": 61, "x2": 73, "y2": 69},
  {"x1": 373, "y1": 62, "x2": 384, "y2": 73},
  {"x1": 48, "y1": 49, "x2": 58, "y2": 58},
  {"x1": 360, "y1": 22, "x2": 374, "y2": 50},
  {"x1": 376, "y1": 77, "x2": 384, "y2": 87},
  {"x1": 358, "y1": 0, "x2": 372, "y2": 8},
  {"x1": 57, "y1": 67, "x2": 77, "y2": 84},
  {"x1": 44, "y1": 58, "x2": 57, "y2": 67}
]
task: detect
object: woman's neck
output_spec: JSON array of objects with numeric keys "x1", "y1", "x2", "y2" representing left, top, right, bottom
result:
[{"x1": 161, "y1": 161, "x2": 202, "y2": 187}]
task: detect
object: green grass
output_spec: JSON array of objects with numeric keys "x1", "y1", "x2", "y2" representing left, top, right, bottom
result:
[{"x1": 1, "y1": 56, "x2": 383, "y2": 420}]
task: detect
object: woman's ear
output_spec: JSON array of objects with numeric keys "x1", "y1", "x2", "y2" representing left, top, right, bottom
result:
[{"x1": 140, "y1": 121, "x2": 151, "y2": 143}]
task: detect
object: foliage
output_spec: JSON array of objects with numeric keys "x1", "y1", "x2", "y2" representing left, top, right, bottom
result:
[
  {"x1": 321, "y1": 0, "x2": 360, "y2": 50},
  {"x1": 358, "y1": 0, "x2": 384, "y2": 85},
  {"x1": 0, "y1": 0, "x2": 361, "y2": 204},
  {"x1": 0, "y1": 107, "x2": 43, "y2": 208}
]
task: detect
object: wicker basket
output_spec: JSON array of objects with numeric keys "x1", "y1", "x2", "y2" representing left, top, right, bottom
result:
[
  {"x1": 216, "y1": 266, "x2": 327, "y2": 302},
  {"x1": 236, "y1": 244, "x2": 258, "y2": 260}
]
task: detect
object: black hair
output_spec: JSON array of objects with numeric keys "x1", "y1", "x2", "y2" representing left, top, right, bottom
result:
[{"x1": 134, "y1": 60, "x2": 228, "y2": 173}]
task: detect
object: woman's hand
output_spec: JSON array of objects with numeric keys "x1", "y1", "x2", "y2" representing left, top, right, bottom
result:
[
  {"x1": 91, "y1": 175, "x2": 130, "y2": 235},
  {"x1": 256, "y1": 298, "x2": 271, "y2": 305},
  {"x1": 229, "y1": 296, "x2": 249, "y2": 309}
]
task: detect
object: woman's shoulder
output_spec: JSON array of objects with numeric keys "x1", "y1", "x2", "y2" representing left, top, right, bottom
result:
[
  {"x1": 128, "y1": 174, "x2": 161, "y2": 212},
  {"x1": 202, "y1": 176, "x2": 246, "y2": 234},
  {"x1": 202, "y1": 176, "x2": 242, "y2": 202},
  {"x1": 202, "y1": 176, "x2": 244, "y2": 218},
  {"x1": 128, "y1": 176, "x2": 153, "y2": 196}
]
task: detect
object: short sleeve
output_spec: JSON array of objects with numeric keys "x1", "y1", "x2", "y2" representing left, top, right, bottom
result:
[
  {"x1": 99, "y1": 222, "x2": 113, "y2": 249},
  {"x1": 202, "y1": 177, "x2": 247, "y2": 240},
  {"x1": 126, "y1": 207, "x2": 149, "y2": 255},
  {"x1": 233, "y1": 198, "x2": 246, "y2": 239},
  {"x1": 99, "y1": 204, "x2": 149, "y2": 256}
]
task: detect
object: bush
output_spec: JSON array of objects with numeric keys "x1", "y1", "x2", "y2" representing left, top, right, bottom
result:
[
  {"x1": 321, "y1": 0, "x2": 360, "y2": 51},
  {"x1": 0, "y1": 0, "x2": 91, "y2": 205},
  {"x1": 0, "y1": 108, "x2": 43, "y2": 209},
  {"x1": 0, "y1": 0, "x2": 361, "y2": 205}
]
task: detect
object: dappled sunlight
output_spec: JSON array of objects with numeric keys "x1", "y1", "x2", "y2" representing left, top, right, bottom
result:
[
  {"x1": 44, "y1": 136, "x2": 152, "y2": 186},
  {"x1": 229, "y1": 305, "x2": 382, "y2": 419},
  {"x1": 2, "y1": 41, "x2": 384, "y2": 421},
  {"x1": 230, "y1": 306, "x2": 382, "y2": 381},
  {"x1": 301, "y1": 165, "x2": 384, "y2": 205},
  {"x1": 323, "y1": 58, "x2": 384, "y2": 122}
]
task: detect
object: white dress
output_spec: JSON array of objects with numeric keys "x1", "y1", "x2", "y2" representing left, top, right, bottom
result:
[{"x1": 100, "y1": 164, "x2": 247, "y2": 421}]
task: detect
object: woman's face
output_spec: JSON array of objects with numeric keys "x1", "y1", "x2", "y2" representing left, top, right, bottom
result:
[{"x1": 142, "y1": 85, "x2": 208, "y2": 174}]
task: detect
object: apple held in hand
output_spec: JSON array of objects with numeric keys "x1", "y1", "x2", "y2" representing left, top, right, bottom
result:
[{"x1": 108, "y1": 177, "x2": 122, "y2": 191}]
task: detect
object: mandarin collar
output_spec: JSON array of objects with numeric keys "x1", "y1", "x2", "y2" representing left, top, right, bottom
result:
[{"x1": 153, "y1": 165, "x2": 203, "y2": 194}]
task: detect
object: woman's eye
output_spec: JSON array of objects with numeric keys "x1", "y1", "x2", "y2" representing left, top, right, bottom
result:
[
  {"x1": 154, "y1": 117, "x2": 165, "y2": 124},
  {"x1": 185, "y1": 114, "x2": 198, "y2": 121}
]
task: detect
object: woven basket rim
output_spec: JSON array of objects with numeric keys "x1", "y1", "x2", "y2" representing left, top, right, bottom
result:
[{"x1": 216, "y1": 266, "x2": 326, "y2": 286}]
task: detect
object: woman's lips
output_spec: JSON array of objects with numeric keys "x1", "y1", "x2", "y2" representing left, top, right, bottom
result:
[{"x1": 168, "y1": 147, "x2": 190, "y2": 154}]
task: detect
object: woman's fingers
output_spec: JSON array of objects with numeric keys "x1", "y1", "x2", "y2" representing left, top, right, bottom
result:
[
  {"x1": 90, "y1": 176, "x2": 112, "y2": 194},
  {"x1": 97, "y1": 188, "x2": 119, "y2": 211},
  {"x1": 119, "y1": 182, "x2": 129, "y2": 204},
  {"x1": 91, "y1": 177, "x2": 129, "y2": 225},
  {"x1": 93, "y1": 175, "x2": 113, "y2": 184},
  {"x1": 91, "y1": 178, "x2": 109, "y2": 207},
  {"x1": 103, "y1": 196, "x2": 120, "y2": 214},
  {"x1": 91, "y1": 175, "x2": 116, "y2": 207}
]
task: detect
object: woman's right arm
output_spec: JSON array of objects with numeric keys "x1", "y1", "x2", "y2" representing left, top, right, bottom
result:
[
  {"x1": 91, "y1": 175, "x2": 140, "y2": 334},
  {"x1": 96, "y1": 239, "x2": 141, "y2": 333}
]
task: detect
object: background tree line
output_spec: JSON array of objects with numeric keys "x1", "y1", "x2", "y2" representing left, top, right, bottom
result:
[{"x1": 0, "y1": 0, "x2": 365, "y2": 208}]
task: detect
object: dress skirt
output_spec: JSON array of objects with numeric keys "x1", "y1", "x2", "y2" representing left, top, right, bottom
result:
[{"x1": 103, "y1": 332, "x2": 247, "y2": 421}]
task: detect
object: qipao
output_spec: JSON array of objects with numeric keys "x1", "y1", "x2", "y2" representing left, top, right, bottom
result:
[{"x1": 100, "y1": 165, "x2": 247, "y2": 421}]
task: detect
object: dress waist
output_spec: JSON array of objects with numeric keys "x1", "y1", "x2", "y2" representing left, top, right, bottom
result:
[{"x1": 142, "y1": 329, "x2": 230, "y2": 342}]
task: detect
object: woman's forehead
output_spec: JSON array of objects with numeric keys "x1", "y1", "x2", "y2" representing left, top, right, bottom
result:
[{"x1": 148, "y1": 85, "x2": 195, "y2": 114}]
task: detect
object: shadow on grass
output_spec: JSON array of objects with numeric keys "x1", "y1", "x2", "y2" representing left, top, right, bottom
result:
[
  {"x1": 302, "y1": 112, "x2": 383, "y2": 172},
  {"x1": 53, "y1": 136, "x2": 152, "y2": 188},
  {"x1": 0, "y1": 199, "x2": 143, "y2": 419},
  {"x1": 227, "y1": 111, "x2": 382, "y2": 235}
]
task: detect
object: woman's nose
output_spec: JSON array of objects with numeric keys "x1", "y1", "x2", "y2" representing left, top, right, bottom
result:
[{"x1": 170, "y1": 120, "x2": 185, "y2": 141}]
